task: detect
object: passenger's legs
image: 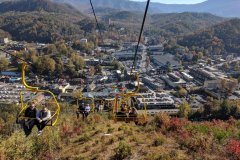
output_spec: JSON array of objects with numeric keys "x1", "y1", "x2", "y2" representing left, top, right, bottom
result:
[
  {"x1": 37, "y1": 120, "x2": 49, "y2": 131},
  {"x1": 23, "y1": 119, "x2": 36, "y2": 136}
]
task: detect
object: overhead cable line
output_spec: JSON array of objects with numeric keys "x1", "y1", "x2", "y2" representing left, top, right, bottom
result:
[
  {"x1": 131, "y1": 0, "x2": 150, "y2": 72},
  {"x1": 89, "y1": 0, "x2": 104, "y2": 44},
  {"x1": 0, "y1": 48, "x2": 32, "y2": 65}
]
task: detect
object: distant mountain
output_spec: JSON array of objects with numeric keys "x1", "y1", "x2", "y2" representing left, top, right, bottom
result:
[
  {"x1": 102, "y1": 11, "x2": 226, "y2": 35},
  {"x1": 103, "y1": 10, "x2": 144, "y2": 23},
  {"x1": 150, "y1": 12, "x2": 226, "y2": 35},
  {"x1": 178, "y1": 19, "x2": 240, "y2": 54},
  {"x1": 51, "y1": 0, "x2": 240, "y2": 18},
  {"x1": 0, "y1": 0, "x2": 87, "y2": 43},
  {"x1": 0, "y1": 0, "x2": 82, "y2": 15}
]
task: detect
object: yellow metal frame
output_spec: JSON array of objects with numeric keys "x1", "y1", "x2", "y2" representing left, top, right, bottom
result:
[
  {"x1": 113, "y1": 73, "x2": 147, "y2": 121},
  {"x1": 18, "y1": 63, "x2": 60, "y2": 126}
]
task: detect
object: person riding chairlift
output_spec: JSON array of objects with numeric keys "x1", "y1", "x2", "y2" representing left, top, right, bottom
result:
[
  {"x1": 84, "y1": 104, "x2": 91, "y2": 116},
  {"x1": 36, "y1": 106, "x2": 51, "y2": 135},
  {"x1": 77, "y1": 102, "x2": 85, "y2": 119},
  {"x1": 23, "y1": 101, "x2": 38, "y2": 137},
  {"x1": 129, "y1": 107, "x2": 137, "y2": 117}
]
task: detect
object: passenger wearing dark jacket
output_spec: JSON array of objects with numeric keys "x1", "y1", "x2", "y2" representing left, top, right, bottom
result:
[
  {"x1": 36, "y1": 106, "x2": 51, "y2": 135},
  {"x1": 23, "y1": 101, "x2": 38, "y2": 136}
]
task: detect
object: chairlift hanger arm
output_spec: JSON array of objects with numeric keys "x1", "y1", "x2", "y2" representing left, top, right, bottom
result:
[{"x1": 18, "y1": 63, "x2": 60, "y2": 126}]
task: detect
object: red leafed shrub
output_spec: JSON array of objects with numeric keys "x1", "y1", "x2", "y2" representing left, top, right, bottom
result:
[
  {"x1": 227, "y1": 117, "x2": 237, "y2": 125},
  {"x1": 73, "y1": 127, "x2": 82, "y2": 135},
  {"x1": 227, "y1": 139, "x2": 240, "y2": 158},
  {"x1": 0, "y1": 149, "x2": 5, "y2": 160},
  {"x1": 60, "y1": 124, "x2": 75, "y2": 138},
  {"x1": 169, "y1": 118, "x2": 188, "y2": 132},
  {"x1": 39, "y1": 151, "x2": 54, "y2": 160},
  {"x1": 211, "y1": 119, "x2": 230, "y2": 130},
  {"x1": 178, "y1": 129, "x2": 190, "y2": 140}
]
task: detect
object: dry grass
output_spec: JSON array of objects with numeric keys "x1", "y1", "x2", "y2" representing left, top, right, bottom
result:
[{"x1": 0, "y1": 108, "x2": 238, "y2": 160}]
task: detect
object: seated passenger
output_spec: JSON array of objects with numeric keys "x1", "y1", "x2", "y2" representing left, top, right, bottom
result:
[
  {"x1": 77, "y1": 103, "x2": 84, "y2": 119},
  {"x1": 23, "y1": 101, "x2": 38, "y2": 137},
  {"x1": 120, "y1": 104, "x2": 125, "y2": 112},
  {"x1": 36, "y1": 106, "x2": 51, "y2": 135},
  {"x1": 129, "y1": 107, "x2": 137, "y2": 117},
  {"x1": 95, "y1": 102, "x2": 100, "y2": 112},
  {"x1": 99, "y1": 104, "x2": 104, "y2": 112},
  {"x1": 84, "y1": 104, "x2": 91, "y2": 119},
  {"x1": 120, "y1": 103, "x2": 128, "y2": 112}
]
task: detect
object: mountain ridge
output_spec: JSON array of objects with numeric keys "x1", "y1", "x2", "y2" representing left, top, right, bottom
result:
[
  {"x1": 0, "y1": 0, "x2": 87, "y2": 43},
  {"x1": 50, "y1": 0, "x2": 240, "y2": 18},
  {"x1": 178, "y1": 18, "x2": 240, "y2": 54},
  {"x1": 0, "y1": 0, "x2": 82, "y2": 15}
]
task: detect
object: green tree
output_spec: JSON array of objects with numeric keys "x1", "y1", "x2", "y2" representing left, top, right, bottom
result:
[
  {"x1": 0, "y1": 58, "x2": 9, "y2": 71},
  {"x1": 192, "y1": 54, "x2": 199, "y2": 63},
  {"x1": 89, "y1": 66, "x2": 95, "y2": 76},
  {"x1": 112, "y1": 60, "x2": 121, "y2": 70},
  {"x1": 222, "y1": 63, "x2": 229, "y2": 70},
  {"x1": 178, "y1": 87, "x2": 188, "y2": 97},
  {"x1": 57, "y1": 43, "x2": 68, "y2": 55},
  {"x1": 55, "y1": 60, "x2": 64, "y2": 75},
  {"x1": 95, "y1": 64, "x2": 102, "y2": 74},
  {"x1": 46, "y1": 44, "x2": 57, "y2": 54},
  {"x1": 179, "y1": 101, "x2": 191, "y2": 118},
  {"x1": 219, "y1": 100, "x2": 232, "y2": 120},
  {"x1": 72, "y1": 54, "x2": 85, "y2": 70},
  {"x1": 166, "y1": 61, "x2": 172, "y2": 72},
  {"x1": 66, "y1": 60, "x2": 76, "y2": 76},
  {"x1": 36, "y1": 56, "x2": 56, "y2": 74},
  {"x1": 198, "y1": 52, "x2": 203, "y2": 59}
]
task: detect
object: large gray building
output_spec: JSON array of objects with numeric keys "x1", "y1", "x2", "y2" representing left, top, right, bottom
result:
[{"x1": 151, "y1": 53, "x2": 181, "y2": 70}]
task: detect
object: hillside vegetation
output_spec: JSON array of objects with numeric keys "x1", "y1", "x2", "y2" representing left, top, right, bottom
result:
[
  {"x1": 178, "y1": 18, "x2": 240, "y2": 54},
  {"x1": 0, "y1": 0, "x2": 227, "y2": 44},
  {"x1": 0, "y1": 0, "x2": 90, "y2": 43},
  {"x1": 102, "y1": 11, "x2": 225, "y2": 36},
  {"x1": 0, "y1": 12, "x2": 85, "y2": 43},
  {"x1": 150, "y1": 12, "x2": 225, "y2": 35},
  {"x1": 0, "y1": 0, "x2": 82, "y2": 15},
  {"x1": 0, "y1": 104, "x2": 240, "y2": 159}
]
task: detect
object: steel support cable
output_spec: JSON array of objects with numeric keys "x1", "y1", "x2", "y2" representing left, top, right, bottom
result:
[
  {"x1": 0, "y1": 48, "x2": 32, "y2": 65},
  {"x1": 89, "y1": 0, "x2": 104, "y2": 45},
  {"x1": 131, "y1": 0, "x2": 151, "y2": 72}
]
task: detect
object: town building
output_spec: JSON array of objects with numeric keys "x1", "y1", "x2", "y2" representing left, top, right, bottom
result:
[
  {"x1": 147, "y1": 45, "x2": 164, "y2": 54},
  {"x1": 142, "y1": 76, "x2": 165, "y2": 90},
  {"x1": 151, "y1": 53, "x2": 181, "y2": 70},
  {"x1": 181, "y1": 72, "x2": 194, "y2": 81},
  {"x1": 0, "y1": 38, "x2": 9, "y2": 44},
  {"x1": 161, "y1": 73, "x2": 186, "y2": 88},
  {"x1": 112, "y1": 51, "x2": 142, "y2": 60}
]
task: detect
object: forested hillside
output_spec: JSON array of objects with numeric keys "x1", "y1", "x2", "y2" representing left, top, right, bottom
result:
[
  {"x1": 0, "y1": 0, "x2": 82, "y2": 15},
  {"x1": 102, "y1": 11, "x2": 225, "y2": 36},
  {"x1": 0, "y1": 0, "x2": 227, "y2": 44},
  {"x1": 150, "y1": 12, "x2": 226, "y2": 35},
  {"x1": 178, "y1": 19, "x2": 240, "y2": 54},
  {"x1": 0, "y1": 0, "x2": 89, "y2": 43}
]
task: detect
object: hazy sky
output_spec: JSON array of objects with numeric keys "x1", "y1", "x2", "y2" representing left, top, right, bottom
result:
[{"x1": 132, "y1": 0, "x2": 207, "y2": 4}]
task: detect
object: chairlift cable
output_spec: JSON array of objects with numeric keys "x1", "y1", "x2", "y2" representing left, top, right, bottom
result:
[
  {"x1": 0, "y1": 48, "x2": 32, "y2": 66},
  {"x1": 89, "y1": 0, "x2": 104, "y2": 45}
]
